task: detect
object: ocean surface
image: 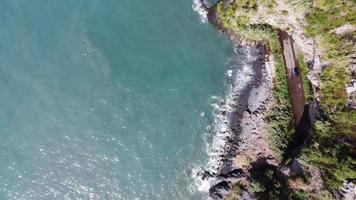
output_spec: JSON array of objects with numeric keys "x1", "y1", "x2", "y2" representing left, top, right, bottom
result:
[{"x1": 0, "y1": 0, "x2": 249, "y2": 199}]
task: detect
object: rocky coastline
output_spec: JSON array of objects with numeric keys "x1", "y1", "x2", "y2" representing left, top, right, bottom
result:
[
  {"x1": 206, "y1": 43, "x2": 277, "y2": 200},
  {"x1": 198, "y1": 0, "x2": 356, "y2": 199},
  {"x1": 194, "y1": 3, "x2": 280, "y2": 198}
]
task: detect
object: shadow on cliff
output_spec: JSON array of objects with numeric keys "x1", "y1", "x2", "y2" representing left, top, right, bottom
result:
[
  {"x1": 247, "y1": 158, "x2": 292, "y2": 199},
  {"x1": 282, "y1": 104, "x2": 312, "y2": 164},
  {"x1": 245, "y1": 105, "x2": 315, "y2": 199}
]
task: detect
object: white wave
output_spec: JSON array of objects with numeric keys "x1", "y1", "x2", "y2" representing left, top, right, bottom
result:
[
  {"x1": 207, "y1": 46, "x2": 255, "y2": 173},
  {"x1": 190, "y1": 167, "x2": 214, "y2": 192},
  {"x1": 192, "y1": 0, "x2": 208, "y2": 23},
  {"x1": 192, "y1": 46, "x2": 256, "y2": 193}
]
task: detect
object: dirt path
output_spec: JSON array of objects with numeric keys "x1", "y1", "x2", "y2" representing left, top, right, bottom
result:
[{"x1": 278, "y1": 30, "x2": 305, "y2": 124}]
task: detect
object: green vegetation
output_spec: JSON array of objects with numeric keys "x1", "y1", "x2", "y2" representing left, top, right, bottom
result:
[
  {"x1": 216, "y1": 0, "x2": 294, "y2": 157},
  {"x1": 249, "y1": 181, "x2": 266, "y2": 193},
  {"x1": 305, "y1": 0, "x2": 355, "y2": 38},
  {"x1": 248, "y1": 166, "x2": 311, "y2": 200},
  {"x1": 297, "y1": 54, "x2": 314, "y2": 102},
  {"x1": 291, "y1": 190, "x2": 311, "y2": 200},
  {"x1": 226, "y1": 182, "x2": 244, "y2": 200},
  {"x1": 233, "y1": 183, "x2": 243, "y2": 194},
  {"x1": 216, "y1": 0, "x2": 356, "y2": 197},
  {"x1": 266, "y1": 33, "x2": 294, "y2": 158},
  {"x1": 300, "y1": 0, "x2": 356, "y2": 191},
  {"x1": 300, "y1": 132, "x2": 356, "y2": 190},
  {"x1": 216, "y1": 1, "x2": 276, "y2": 43}
]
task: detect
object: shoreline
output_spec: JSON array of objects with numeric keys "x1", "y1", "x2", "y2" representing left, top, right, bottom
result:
[
  {"x1": 192, "y1": 1, "x2": 281, "y2": 199},
  {"x1": 197, "y1": 42, "x2": 277, "y2": 199},
  {"x1": 195, "y1": 0, "x2": 356, "y2": 199},
  {"x1": 194, "y1": 1, "x2": 307, "y2": 199},
  {"x1": 208, "y1": 44, "x2": 278, "y2": 200}
]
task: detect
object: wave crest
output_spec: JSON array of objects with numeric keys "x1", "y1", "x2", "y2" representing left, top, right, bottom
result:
[
  {"x1": 192, "y1": 46, "x2": 257, "y2": 193},
  {"x1": 192, "y1": 0, "x2": 208, "y2": 23}
]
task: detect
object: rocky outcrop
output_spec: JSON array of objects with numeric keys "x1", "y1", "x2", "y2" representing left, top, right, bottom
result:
[
  {"x1": 209, "y1": 181, "x2": 232, "y2": 199},
  {"x1": 207, "y1": 44, "x2": 278, "y2": 199},
  {"x1": 209, "y1": 168, "x2": 245, "y2": 200},
  {"x1": 198, "y1": 4, "x2": 281, "y2": 198},
  {"x1": 234, "y1": 46, "x2": 278, "y2": 168},
  {"x1": 340, "y1": 181, "x2": 356, "y2": 200},
  {"x1": 200, "y1": 0, "x2": 355, "y2": 199},
  {"x1": 347, "y1": 81, "x2": 356, "y2": 109},
  {"x1": 332, "y1": 23, "x2": 356, "y2": 110},
  {"x1": 332, "y1": 23, "x2": 356, "y2": 36}
]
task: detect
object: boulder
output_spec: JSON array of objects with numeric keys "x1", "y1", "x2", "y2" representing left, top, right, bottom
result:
[{"x1": 209, "y1": 181, "x2": 232, "y2": 200}]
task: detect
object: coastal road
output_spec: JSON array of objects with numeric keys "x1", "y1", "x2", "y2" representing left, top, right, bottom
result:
[{"x1": 278, "y1": 30, "x2": 305, "y2": 125}]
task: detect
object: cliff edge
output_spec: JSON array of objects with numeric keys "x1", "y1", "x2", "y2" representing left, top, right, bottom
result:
[{"x1": 205, "y1": 0, "x2": 356, "y2": 199}]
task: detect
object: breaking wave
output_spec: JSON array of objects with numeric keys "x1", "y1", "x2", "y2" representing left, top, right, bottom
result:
[
  {"x1": 192, "y1": 0, "x2": 208, "y2": 23},
  {"x1": 192, "y1": 46, "x2": 257, "y2": 193}
]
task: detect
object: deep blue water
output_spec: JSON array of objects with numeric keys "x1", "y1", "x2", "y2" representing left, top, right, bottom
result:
[{"x1": 0, "y1": 0, "x2": 238, "y2": 199}]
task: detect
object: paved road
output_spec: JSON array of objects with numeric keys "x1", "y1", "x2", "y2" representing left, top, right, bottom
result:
[{"x1": 278, "y1": 30, "x2": 305, "y2": 125}]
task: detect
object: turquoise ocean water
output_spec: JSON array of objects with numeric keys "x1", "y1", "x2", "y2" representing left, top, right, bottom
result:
[{"x1": 0, "y1": 0, "x2": 244, "y2": 199}]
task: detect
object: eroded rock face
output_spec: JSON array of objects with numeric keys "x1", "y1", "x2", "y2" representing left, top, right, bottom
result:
[
  {"x1": 208, "y1": 167, "x2": 245, "y2": 199},
  {"x1": 280, "y1": 159, "x2": 304, "y2": 177},
  {"x1": 207, "y1": 5, "x2": 219, "y2": 27},
  {"x1": 196, "y1": 170, "x2": 214, "y2": 180},
  {"x1": 332, "y1": 23, "x2": 356, "y2": 37},
  {"x1": 347, "y1": 81, "x2": 356, "y2": 110},
  {"x1": 218, "y1": 167, "x2": 244, "y2": 179},
  {"x1": 203, "y1": 33, "x2": 278, "y2": 199},
  {"x1": 209, "y1": 181, "x2": 232, "y2": 200},
  {"x1": 340, "y1": 181, "x2": 356, "y2": 200}
]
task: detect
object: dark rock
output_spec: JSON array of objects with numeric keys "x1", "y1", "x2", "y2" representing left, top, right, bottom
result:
[
  {"x1": 198, "y1": 170, "x2": 214, "y2": 180},
  {"x1": 281, "y1": 159, "x2": 304, "y2": 177},
  {"x1": 218, "y1": 168, "x2": 244, "y2": 179},
  {"x1": 246, "y1": 108, "x2": 252, "y2": 114},
  {"x1": 209, "y1": 181, "x2": 232, "y2": 200}
]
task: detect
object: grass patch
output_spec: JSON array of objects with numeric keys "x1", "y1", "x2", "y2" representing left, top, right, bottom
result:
[
  {"x1": 266, "y1": 33, "x2": 294, "y2": 158},
  {"x1": 216, "y1": 1, "x2": 276, "y2": 43},
  {"x1": 300, "y1": 0, "x2": 356, "y2": 192},
  {"x1": 217, "y1": 0, "x2": 294, "y2": 161},
  {"x1": 297, "y1": 53, "x2": 314, "y2": 102},
  {"x1": 226, "y1": 181, "x2": 245, "y2": 200},
  {"x1": 248, "y1": 166, "x2": 312, "y2": 200},
  {"x1": 305, "y1": 1, "x2": 356, "y2": 38}
]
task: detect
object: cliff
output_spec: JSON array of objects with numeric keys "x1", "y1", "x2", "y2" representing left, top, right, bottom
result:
[{"x1": 205, "y1": 0, "x2": 356, "y2": 199}]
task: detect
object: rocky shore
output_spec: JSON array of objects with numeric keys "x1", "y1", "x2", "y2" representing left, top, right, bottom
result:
[
  {"x1": 197, "y1": 0, "x2": 356, "y2": 199},
  {"x1": 192, "y1": 2, "x2": 280, "y2": 199},
  {"x1": 205, "y1": 44, "x2": 279, "y2": 199},
  {"x1": 191, "y1": 2, "x2": 277, "y2": 199}
]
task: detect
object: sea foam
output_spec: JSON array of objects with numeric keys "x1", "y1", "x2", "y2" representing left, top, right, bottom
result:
[
  {"x1": 192, "y1": 47, "x2": 256, "y2": 193},
  {"x1": 192, "y1": 0, "x2": 208, "y2": 23}
]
